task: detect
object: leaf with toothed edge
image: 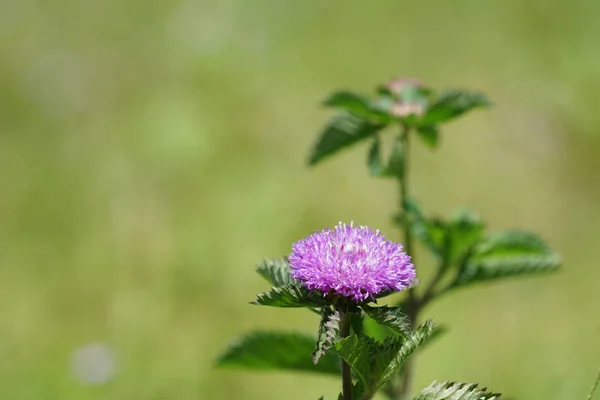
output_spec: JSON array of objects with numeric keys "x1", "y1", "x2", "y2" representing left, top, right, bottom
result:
[
  {"x1": 256, "y1": 258, "x2": 292, "y2": 287},
  {"x1": 379, "y1": 320, "x2": 438, "y2": 385},
  {"x1": 452, "y1": 230, "x2": 560, "y2": 288},
  {"x1": 252, "y1": 284, "x2": 329, "y2": 308},
  {"x1": 331, "y1": 320, "x2": 438, "y2": 399},
  {"x1": 413, "y1": 381, "x2": 501, "y2": 400},
  {"x1": 216, "y1": 331, "x2": 340, "y2": 375},
  {"x1": 312, "y1": 307, "x2": 340, "y2": 364},
  {"x1": 361, "y1": 305, "x2": 410, "y2": 336}
]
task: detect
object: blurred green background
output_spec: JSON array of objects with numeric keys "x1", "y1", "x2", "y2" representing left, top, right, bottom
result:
[{"x1": 1, "y1": 0, "x2": 599, "y2": 399}]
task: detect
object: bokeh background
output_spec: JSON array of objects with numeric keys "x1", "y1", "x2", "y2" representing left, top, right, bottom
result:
[{"x1": 1, "y1": 1, "x2": 599, "y2": 399}]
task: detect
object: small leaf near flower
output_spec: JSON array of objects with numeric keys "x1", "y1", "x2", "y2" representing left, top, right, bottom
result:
[
  {"x1": 419, "y1": 89, "x2": 491, "y2": 126},
  {"x1": 361, "y1": 305, "x2": 410, "y2": 336},
  {"x1": 312, "y1": 307, "x2": 341, "y2": 364},
  {"x1": 256, "y1": 258, "x2": 292, "y2": 287},
  {"x1": 309, "y1": 113, "x2": 384, "y2": 166},
  {"x1": 251, "y1": 284, "x2": 329, "y2": 308}
]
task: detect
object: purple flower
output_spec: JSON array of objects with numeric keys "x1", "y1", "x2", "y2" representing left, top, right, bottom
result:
[{"x1": 289, "y1": 222, "x2": 416, "y2": 302}]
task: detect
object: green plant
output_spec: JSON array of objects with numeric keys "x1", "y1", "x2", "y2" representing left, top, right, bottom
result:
[{"x1": 216, "y1": 78, "x2": 562, "y2": 400}]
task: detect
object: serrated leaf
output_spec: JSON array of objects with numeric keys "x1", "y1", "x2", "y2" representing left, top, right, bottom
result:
[
  {"x1": 332, "y1": 321, "x2": 438, "y2": 398},
  {"x1": 363, "y1": 312, "x2": 395, "y2": 341},
  {"x1": 419, "y1": 89, "x2": 491, "y2": 126},
  {"x1": 416, "y1": 125, "x2": 439, "y2": 149},
  {"x1": 313, "y1": 307, "x2": 340, "y2": 364},
  {"x1": 413, "y1": 381, "x2": 501, "y2": 400},
  {"x1": 454, "y1": 255, "x2": 560, "y2": 287},
  {"x1": 256, "y1": 258, "x2": 292, "y2": 287},
  {"x1": 453, "y1": 231, "x2": 560, "y2": 287},
  {"x1": 216, "y1": 331, "x2": 340, "y2": 375},
  {"x1": 309, "y1": 113, "x2": 384, "y2": 166},
  {"x1": 379, "y1": 320, "x2": 438, "y2": 385},
  {"x1": 361, "y1": 305, "x2": 410, "y2": 335},
  {"x1": 474, "y1": 231, "x2": 550, "y2": 257},
  {"x1": 323, "y1": 91, "x2": 392, "y2": 123},
  {"x1": 331, "y1": 336, "x2": 402, "y2": 399},
  {"x1": 330, "y1": 335, "x2": 376, "y2": 389},
  {"x1": 252, "y1": 284, "x2": 329, "y2": 308}
]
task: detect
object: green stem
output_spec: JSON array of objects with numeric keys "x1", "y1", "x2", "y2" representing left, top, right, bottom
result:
[
  {"x1": 340, "y1": 310, "x2": 353, "y2": 400},
  {"x1": 587, "y1": 368, "x2": 600, "y2": 400},
  {"x1": 394, "y1": 124, "x2": 417, "y2": 400}
]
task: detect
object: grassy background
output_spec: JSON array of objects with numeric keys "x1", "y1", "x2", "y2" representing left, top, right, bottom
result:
[{"x1": 1, "y1": 0, "x2": 600, "y2": 399}]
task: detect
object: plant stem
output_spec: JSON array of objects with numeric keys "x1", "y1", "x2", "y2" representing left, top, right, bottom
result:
[
  {"x1": 394, "y1": 123, "x2": 417, "y2": 400},
  {"x1": 340, "y1": 310, "x2": 353, "y2": 400},
  {"x1": 587, "y1": 368, "x2": 600, "y2": 400}
]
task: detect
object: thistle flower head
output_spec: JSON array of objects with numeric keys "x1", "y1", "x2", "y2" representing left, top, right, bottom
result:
[{"x1": 288, "y1": 222, "x2": 416, "y2": 302}]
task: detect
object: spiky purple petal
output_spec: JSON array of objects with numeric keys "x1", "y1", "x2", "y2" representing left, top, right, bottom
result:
[{"x1": 288, "y1": 222, "x2": 416, "y2": 302}]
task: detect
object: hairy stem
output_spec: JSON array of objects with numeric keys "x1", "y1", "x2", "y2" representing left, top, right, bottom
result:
[
  {"x1": 340, "y1": 310, "x2": 353, "y2": 400},
  {"x1": 394, "y1": 124, "x2": 418, "y2": 400}
]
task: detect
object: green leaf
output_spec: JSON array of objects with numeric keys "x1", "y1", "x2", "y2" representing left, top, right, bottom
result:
[
  {"x1": 313, "y1": 307, "x2": 341, "y2": 364},
  {"x1": 445, "y1": 209, "x2": 486, "y2": 265},
  {"x1": 453, "y1": 231, "x2": 560, "y2": 287},
  {"x1": 350, "y1": 312, "x2": 364, "y2": 337},
  {"x1": 399, "y1": 201, "x2": 485, "y2": 268},
  {"x1": 256, "y1": 258, "x2": 292, "y2": 287},
  {"x1": 379, "y1": 320, "x2": 438, "y2": 385},
  {"x1": 413, "y1": 381, "x2": 501, "y2": 400},
  {"x1": 361, "y1": 305, "x2": 410, "y2": 336},
  {"x1": 323, "y1": 91, "x2": 392, "y2": 123},
  {"x1": 419, "y1": 89, "x2": 491, "y2": 126},
  {"x1": 363, "y1": 313, "x2": 396, "y2": 341},
  {"x1": 332, "y1": 321, "x2": 438, "y2": 398},
  {"x1": 416, "y1": 125, "x2": 439, "y2": 149},
  {"x1": 331, "y1": 335, "x2": 373, "y2": 389},
  {"x1": 474, "y1": 230, "x2": 551, "y2": 257},
  {"x1": 216, "y1": 331, "x2": 340, "y2": 375},
  {"x1": 331, "y1": 336, "x2": 402, "y2": 398},
  {"x1": 455, "y1": 255, "x2": 560, "y2": 287},
  {"x1": 309, "y1": 113, "x2": 384, "y2": 166},
  {"x1": 252, "y1": 284, "x2": 329, "y2": 308}
]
